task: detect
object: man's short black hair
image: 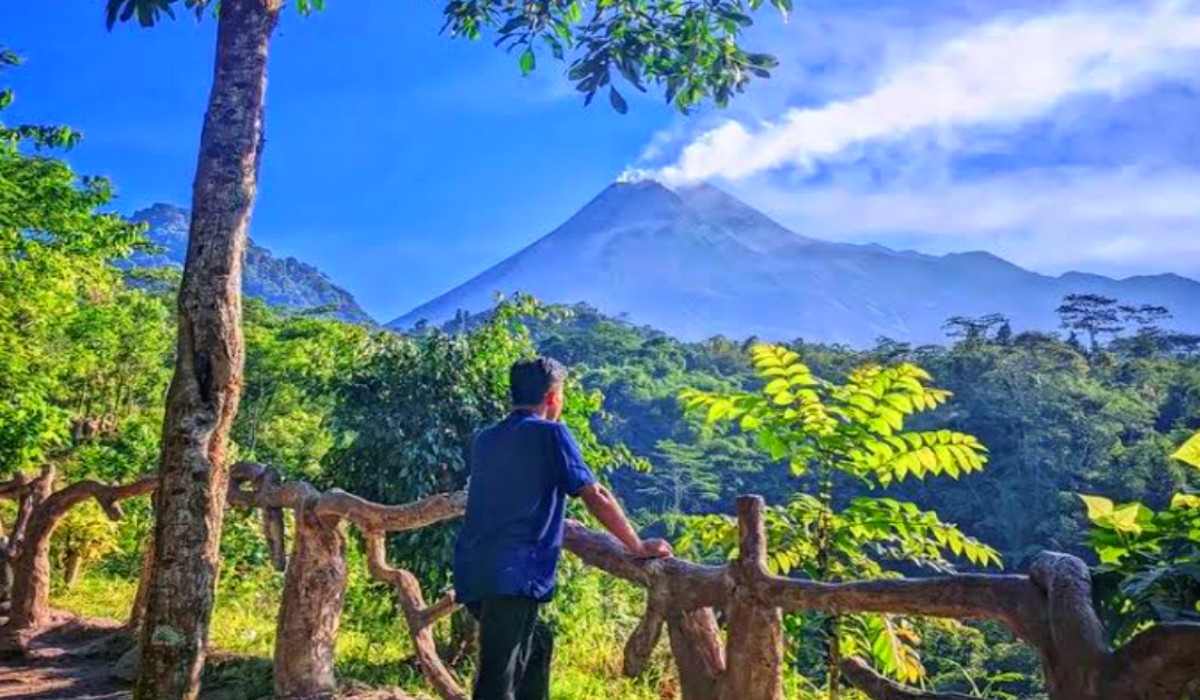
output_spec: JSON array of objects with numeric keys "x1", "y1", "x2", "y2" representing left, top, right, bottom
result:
[{"x1": 510, "y1": 357, "x2": 568, "y2": 406}]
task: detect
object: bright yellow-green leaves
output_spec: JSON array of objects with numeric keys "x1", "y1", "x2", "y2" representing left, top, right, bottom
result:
[
  {"x1": 1080, "y1": 492, "x2": 1200, "y2": 563},
  {"x1": 682, "y1": 343, "x2": 989, "y2": 487},
  {"x1": 1080, "y1": 489, "x2": 1200, "y2": 641},
  {"x1": 1172, "y1": 430, "x2": 1200, "y2": 470},
  {"x1": 677, "y1": 343, "x2": 999, "y2": 688}
]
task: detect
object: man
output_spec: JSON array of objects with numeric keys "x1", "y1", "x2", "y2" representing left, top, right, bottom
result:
[{"x1": 454, "y1": 357, "x2": 672, "y2": 700}]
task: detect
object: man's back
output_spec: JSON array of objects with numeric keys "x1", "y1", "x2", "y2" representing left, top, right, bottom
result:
[{"x1": 453, "y1": 410, "x2": 595, "y2": 604}]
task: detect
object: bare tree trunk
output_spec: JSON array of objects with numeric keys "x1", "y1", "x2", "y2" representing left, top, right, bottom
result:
[
  {"x1": 134, "y1": 1, "x2": 280, "y2": 698},
  {"x1": 721, "y1": 496, "x2": 783, "y2": 700},
  {"x1": 63, "y1": 550, "x2": 83, "y2": 589},
  {"x1": 273, "y1": 503, "x2": 347, "y2": 700}
]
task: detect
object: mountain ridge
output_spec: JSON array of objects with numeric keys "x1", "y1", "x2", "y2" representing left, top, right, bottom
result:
[
  {"x1": 389, "y1": 181, "x2": 1200, "y2": 345},
  {"x1": 129, "y1": 204, "x2": 374, "y2": 324}
]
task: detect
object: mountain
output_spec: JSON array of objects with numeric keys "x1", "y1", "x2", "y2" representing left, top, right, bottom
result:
[
  {"x1": 129, "y1": 204, "x2": 373, "y2": 324},
  {"x1": 389, "y1": 181, "x2": 1200, "y2": 345}
]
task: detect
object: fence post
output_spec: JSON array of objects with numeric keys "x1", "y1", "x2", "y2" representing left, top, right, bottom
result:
[
  {"x1": 273, "y1": 500, "x2": 347, "y2": 700},
  {"x1": 721, "y1": 495, "x2": 783, "y2": 700}
]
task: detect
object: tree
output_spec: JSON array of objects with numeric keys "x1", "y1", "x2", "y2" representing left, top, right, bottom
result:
[
  {"x1": 0, "y1": 48, "x2": 147, "y2": 478},
  {"x1": 1056, "y1": 294, "x2": 1123, "y2": 351},
  {"x1": 101, "y1": 0, "x2": 790, "y2": 692},
  {"x1": 942, "y1": 314, "x2": 1008, "y2": 345},
  {"x1": 679, "y1": 345, "x2": 999, "y2": 697}
]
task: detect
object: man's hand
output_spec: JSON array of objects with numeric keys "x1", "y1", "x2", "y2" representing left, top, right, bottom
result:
[
  {"x1": 633, "y1": 538, "x2": 673, "y2": 559},
  {"x1": 579, "y1": 483, "x2": 673, "y2": 560}
]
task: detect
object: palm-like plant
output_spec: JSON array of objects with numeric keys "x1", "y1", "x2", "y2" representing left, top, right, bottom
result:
[{"x1": 678, "y1": 344, "x2": 1000, "y2": 697}]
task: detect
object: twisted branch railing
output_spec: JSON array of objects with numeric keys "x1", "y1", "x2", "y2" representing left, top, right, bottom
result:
[{"x1": 3, "y1": 462, "x2": 1199, "y2": 700}]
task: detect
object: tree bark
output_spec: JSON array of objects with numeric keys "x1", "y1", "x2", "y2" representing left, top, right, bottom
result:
[
  {"x1": 720, "y1": 496, "x2": 783, "y2": 700},
  {"x1": 273, "y1": 501, "x2": 347, "y2": 700},
  {"x1": 666, "y1": 609, "x2": 725, "y2": 700},
  {"x1": 134, "y1": 1, "x2": 280, "y2": 698}
]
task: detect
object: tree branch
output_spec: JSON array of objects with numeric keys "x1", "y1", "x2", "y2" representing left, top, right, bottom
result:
[
  {"x1": 562, "y1": 520, "x2": 733, "y2": 610},
  {"x1": 841, "y1": 657, "x2": 984, "y2": 700},
  {"x1": 754, "y1": 574, "x2": 1049, "y2": 649},
  {"x1": 362, "y1": 531, "x2": 465, "y2": 700},
  {"x1": 315, "y1": 489, "x2": 467, "y2": 533},
  {"x1": 623, "y1": 594, "x2": 667, "y2": 678}
]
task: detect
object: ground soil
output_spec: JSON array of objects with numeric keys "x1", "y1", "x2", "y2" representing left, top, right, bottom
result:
[{"x1": 0, "y1": 613, "x2": 421, "y2": 700}]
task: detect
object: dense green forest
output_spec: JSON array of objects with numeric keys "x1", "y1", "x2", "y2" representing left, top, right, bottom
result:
[{"x1": 4, "y1": 54, "x2": 1200, "y2": 699}]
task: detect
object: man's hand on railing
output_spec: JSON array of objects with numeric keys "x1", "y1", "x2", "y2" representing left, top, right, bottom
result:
[
  {"x1": 632, "y1": 538, "x2": 673, "y2": 560},
  {"x1": 579, "y1": 483, "x2": 673, "y2": 560}
]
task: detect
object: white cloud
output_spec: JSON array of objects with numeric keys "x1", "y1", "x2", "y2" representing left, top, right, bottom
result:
[
  {"x1": 729, "y1": 167, "x2": 1200, "y2": 276},
  {"x1": 638, "y1": 0, "x2": 1200, "y2": 184}
]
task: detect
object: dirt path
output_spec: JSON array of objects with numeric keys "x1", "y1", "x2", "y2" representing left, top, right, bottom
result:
[
  {"x1": 0, "y1": 616, "x2": 130, "y2": 699},
  {"x1": 0, "y1": 615, "x2": 423, "y2": 700}
]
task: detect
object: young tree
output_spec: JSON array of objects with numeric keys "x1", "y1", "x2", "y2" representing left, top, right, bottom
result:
[
  {"x1": 100, "y1": 0, "x2": 790, "y2": 693},
  {"x1": 680, "y1": 345, "x2": 999, "y2": 697}
]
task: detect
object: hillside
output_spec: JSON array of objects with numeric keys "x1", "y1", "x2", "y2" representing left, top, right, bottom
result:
[
  {"x1": 390, "y1": 181, "x2": 1200, "y2": 345},
  {"x1": 129, "y1": 204, "x2": 373, "y2": 324}
]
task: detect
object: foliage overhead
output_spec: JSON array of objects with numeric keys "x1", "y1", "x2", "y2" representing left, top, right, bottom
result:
[
  {"x1": 0, "y1": 50, "x2": 164, "y2": 477},
  {"x1": 103, "y1": 0, "x2": 785, "y2": 112}
]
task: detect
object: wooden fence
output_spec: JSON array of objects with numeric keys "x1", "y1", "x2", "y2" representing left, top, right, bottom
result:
[{"x1": 2, "y1": 463, "x2": 1198, "y2": 700}]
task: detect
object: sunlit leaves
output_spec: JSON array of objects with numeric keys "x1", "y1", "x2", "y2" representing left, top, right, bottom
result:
[
  {"x1": 682, "y1": 343, "x2": 989, "y2": 490},
  {"x1": 676, "y1": 342, "x2": 997, "y2": 684},
  {"x1": 843, "y1": 615, "x2": 925, "y2": 685},
  {"x1": 1172, "y1": 430, "x2": 1200, "y2": 470},
  {"x1": 1083, "y1": 492, "x2": 1200, "y2": 641}
]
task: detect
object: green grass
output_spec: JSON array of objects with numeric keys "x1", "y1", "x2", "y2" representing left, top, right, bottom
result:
[{"x1": 52, "y1": 559, "x2": 676, "y2": 700}]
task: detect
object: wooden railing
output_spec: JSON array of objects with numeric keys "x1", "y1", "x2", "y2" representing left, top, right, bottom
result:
[{"x1": 2, "y1": 463, "x2": 1198, "y2": 700}]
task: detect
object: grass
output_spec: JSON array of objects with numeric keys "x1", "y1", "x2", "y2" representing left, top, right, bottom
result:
[{"x1": 51, "y1": 557, "x2": 676, "y2": 700}]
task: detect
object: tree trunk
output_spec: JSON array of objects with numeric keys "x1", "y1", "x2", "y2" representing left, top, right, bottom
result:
[
  {"x1": 63, "y1": 550, "x2": 83, "y2": 589},
  {"x1": 0, "y1": 467, "x2": 56, "y2": 650},
  {"x1": 667, "y1": 608, "x2": 726, "y2": 700},
  {"x1": 273, "y1": 502, "x2": 347, "y2": 700},
  {"x1": 721, "y1": 496, "x2": 783, "y2": 700},
  {"x1": 134, "y1": 1, "x2": 279, "y2": 698}
]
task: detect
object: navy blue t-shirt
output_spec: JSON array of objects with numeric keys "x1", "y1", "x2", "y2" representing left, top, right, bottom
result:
[{"x1": 453, "y1": 410, "x2": 598, "y2": 604}]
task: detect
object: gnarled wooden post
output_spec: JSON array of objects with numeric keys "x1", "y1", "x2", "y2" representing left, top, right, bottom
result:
[
  {"x1": 0, "y1": 471, "x2": 155, "y2": 653},
  {"x1": 274, "y1": 499, "x2": 346, "y2": 700},
  {"x1": 721, "y1": 495, "x2": 782, "y2": 700},
  {"x1": 666, "y1": 609, "x2": 726, "y2": 700}
]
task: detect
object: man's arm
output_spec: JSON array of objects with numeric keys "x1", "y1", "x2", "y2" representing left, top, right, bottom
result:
[{"x1": 578, "y1": 483, "x2": 672, "y2": 559}]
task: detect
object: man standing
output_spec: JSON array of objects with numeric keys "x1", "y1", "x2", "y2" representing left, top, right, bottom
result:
[{"x1": 454, "y1": 357, "x2": 672, "y2": 700}]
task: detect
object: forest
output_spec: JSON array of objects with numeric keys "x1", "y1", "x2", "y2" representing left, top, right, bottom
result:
[{"x1": 5, "y1": 27, "x2": 1200, "y2": 700}]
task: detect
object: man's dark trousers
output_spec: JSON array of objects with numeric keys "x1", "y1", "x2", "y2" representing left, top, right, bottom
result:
[{"x1": 469, "y1": 596, "x2": 553, "y2": 700}]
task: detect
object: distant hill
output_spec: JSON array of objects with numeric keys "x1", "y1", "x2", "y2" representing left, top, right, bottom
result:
[
  {"x1": 390, "y1": 181, "x2": 1200, "y2": 345},
  {"x1": 129, "y1": 204, "x2": 373, "y2": 324}
]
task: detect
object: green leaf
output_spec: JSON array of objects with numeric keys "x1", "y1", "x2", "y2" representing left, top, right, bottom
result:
[
  {"x1": 609, "y1": 87, "x2": 628, "y2": 114},
  {"x1": 1080, "y1": 494, "x2": 1115, "y2": 522},
  {"x1": 1109, "y1": 503, "x2": 1145, "y2": 534},
  {"x1": 1172, "y1": 431, "x2": 1200, "y2": 470},
  {"x1": 520, "y1": 48, "x2": 537, "y2": 76}
]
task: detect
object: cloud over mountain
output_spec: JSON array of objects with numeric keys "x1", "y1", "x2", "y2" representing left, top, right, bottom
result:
[{"x1": 624, "y1": 0, "x2": 1200, "y2": 283}]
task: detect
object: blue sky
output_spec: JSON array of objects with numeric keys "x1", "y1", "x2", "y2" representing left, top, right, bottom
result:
[{"x1": 5, "y1": 0, "x2": 1200, "y2": 322}]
